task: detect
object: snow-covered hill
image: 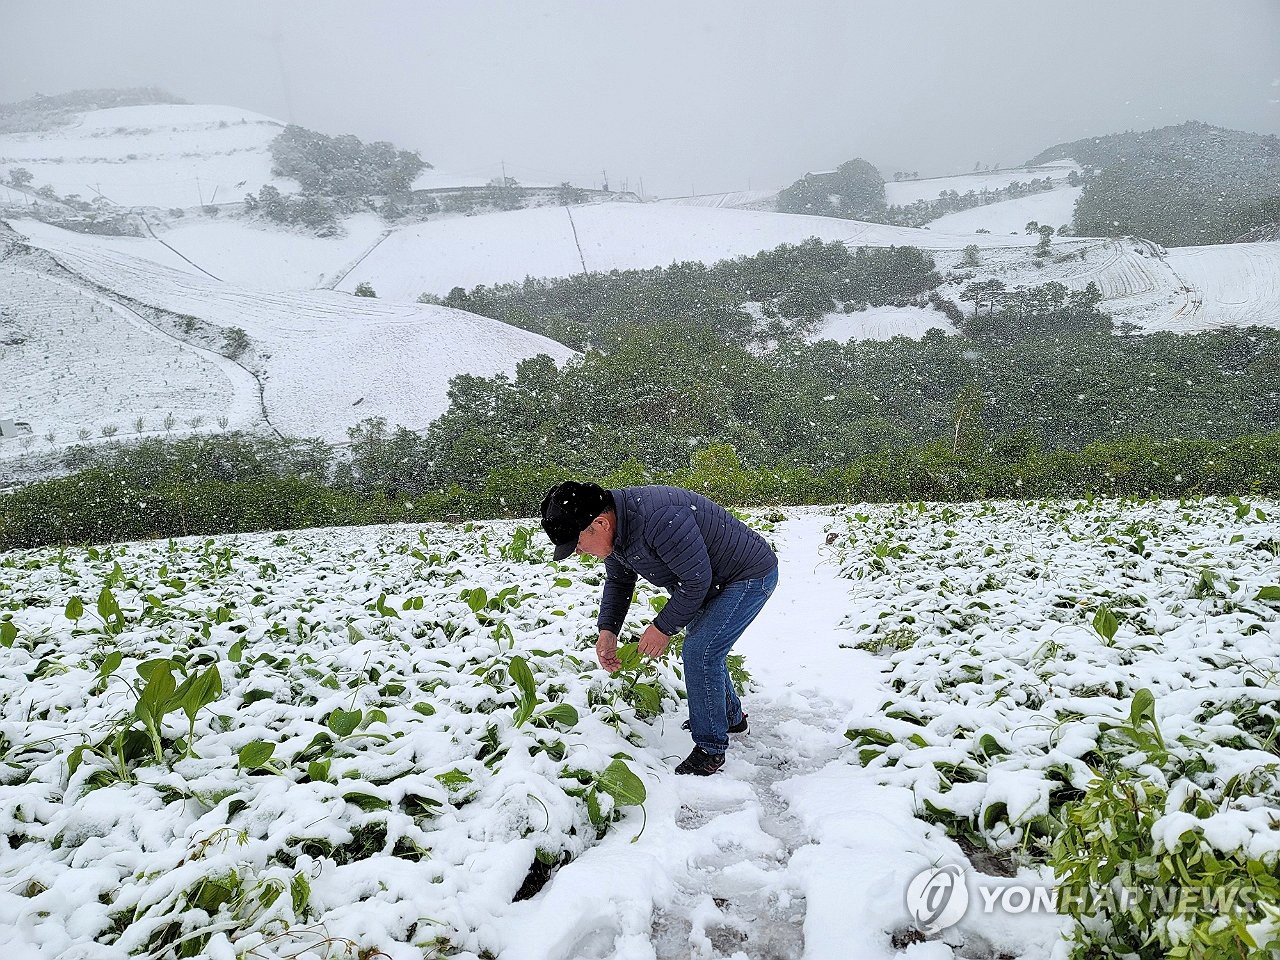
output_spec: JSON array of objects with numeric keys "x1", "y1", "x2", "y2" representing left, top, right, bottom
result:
[
  {"x1": 924, "y1": 186, "x2": 1082, "y2": 235},
  {"x1": 0, "y1": 258, "x2": 260, "y2": 447},
  {"x1": 149, "y1": 214, "x2": 391, "y2": 290},
  {"x1": 0, "y1": 104, "x2": 295, "y2": 209},
  {"x1": 655, "y1": 190, "x2": 779, "y2": 210},
  {"x1": 883, "y1": 162, "x2": 1079, "y2": 207},
  {"x1": 809, "y1": 305, "x2": 953, "y2": 342},
  {"x1": 339, "y1": 202, "x2": 1049, "y2": 300},
  {"x1": 937, "y1": 235, "x2": 1280, "y2": 334},
  {"x1": 1, "y1": 219, "x2": 576, "y2": 450}
]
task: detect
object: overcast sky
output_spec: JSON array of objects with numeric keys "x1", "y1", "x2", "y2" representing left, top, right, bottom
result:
[{"x1": 2, "y1": 1, "x2": 1278, "y2": 197}]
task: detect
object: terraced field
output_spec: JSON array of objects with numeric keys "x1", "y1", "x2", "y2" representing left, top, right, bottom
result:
[{"x1": 0, "y1": 260, "x2": 258, "y2": 451}]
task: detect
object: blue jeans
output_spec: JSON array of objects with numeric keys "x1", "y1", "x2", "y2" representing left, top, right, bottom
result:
[{"x1": 681, "y1": 568, "x2": 778, "y2": 754}]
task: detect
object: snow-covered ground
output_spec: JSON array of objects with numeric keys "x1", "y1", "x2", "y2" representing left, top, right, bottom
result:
[
  {"x1": 924, "y1": 187, "x2": 1082, "y2": 236},
  {"x1": 655, "y1": 190, "x2": 779, "y2": 210},
  {"x1": 342, "y1": 202, "x2": 1047, "y2": 300},
  {"x1": 0, "y1": 260, "x2": 260, "y2": 445},
  {"x1": 809, "y1": 305, "x2": 954, "y2": 343},
  {"x1": 941, "y1": 236, "x2": 1280, "y2": 333},
  {"x1": 1164, "y1": 243, "x2": 1280, "y2": 332},
  {"x1": 148, "y1": 213, "x2": 391, "y2": 290},
  {"x1": 884, "y1": 163, "x2": 1079, "y2": 207},
  {"x1": 0, "y1": 104, "x2": 295, "y2": 210},
  {"x1": 1, "y1": 498, "x2": 1276, "y2": 959},
  {"x1": 2, "y1": 219, "x2": 576, "y2": 446}
]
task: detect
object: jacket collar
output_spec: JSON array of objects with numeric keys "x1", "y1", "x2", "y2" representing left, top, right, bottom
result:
[{"x1": 608, "y1": 488, "x2": 628, "y2": 556}]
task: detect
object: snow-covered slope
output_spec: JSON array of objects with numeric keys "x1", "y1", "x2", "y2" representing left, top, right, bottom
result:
[
  {"x1": 0, "y1": 214, "x2": 391, "y2": 292},
  {"x1": 149, "y1": 214, "x2": 391, "y2": 290},
  {"x1": 0, "y1": 259, "x2": 260, "y2": 446},
  {"x1": 2, "y1": 219, "x2": 576, "y2": 448},
  {"x1": 1164, "y1": 243, "x2": 1280, "y2": 332},
  {"x1": 342, "y1": 202, "x2": 1047, "y2": 299},
  {"x1": 924, "y1": 186, "x2": 1082, "y2": 235},
  {"x1": 810, "y1": 305, "x2": 954, "y2": 342},
  {"x1": 883, "y1": 162, "x2": 1078, "y2": 206},
  {"x1": 938, "y1": 236, "x2": 1280, "y2": 334},
  {"x1": 0, "y1": 104, "x2": 294, "y2": 209},
  {"x1": 655, "y1": 190, "x2": 778, "y2": 210}
]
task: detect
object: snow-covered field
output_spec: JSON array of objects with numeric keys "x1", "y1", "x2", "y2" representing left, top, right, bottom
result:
[
  {"x1": 924, "y1": 187, "x2": 1082, "y2": 236},
  {"x1": 655, "y1": 191, "x2": 779, "y2": 210},
  {"x1": 1, "y1": 499, "x2": 1277, "y2": 959},
  {"x1": 809, "y1": 305, "x2": 954, "y2": 343},
  {"x1": 0, "y1": 104, "x2": 295, "y2": 210},
  {"x1": 0, "y1": 260, "x2": 260, "y2": 448},
  {"x1": 941, "y1": 236, "x2": 1280, "y2": 334},
  {"x1": 2, "y1": 219, "x2": 576, "y2": 446},
  {"x1": 884, "y1": 163, "x2": 1079, "y2": 207},
  {"x1": 146, "y1": 214, "x2": 391, "y2": 291},
  {"x1": 1165, "y1": 243, "x2": 1280, "y2": 333},
  {"x1": 341, "y1": 202, "x2": 1047, "y2": 300}
]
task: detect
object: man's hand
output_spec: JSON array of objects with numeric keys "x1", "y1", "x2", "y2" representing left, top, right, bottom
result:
[
  {"x1": 596, "y1": 631, "x2": 622, "y2": 673},
  {"x1": 638, "y1": 624, "x2": 671, "y2": 658}
]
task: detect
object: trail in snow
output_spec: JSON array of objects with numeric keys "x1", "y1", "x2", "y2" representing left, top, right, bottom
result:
[
  {"x1": 646, "y1": 510, "x2": 885, "y2": 960},
  {"x1": 323, "y1": 227, "x2": 393, "y2": 290}
]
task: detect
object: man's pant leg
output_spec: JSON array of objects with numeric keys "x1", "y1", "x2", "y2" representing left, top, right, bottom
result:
[{"x1": 682, "y1": 568, "x2": 778, "y2": 754}]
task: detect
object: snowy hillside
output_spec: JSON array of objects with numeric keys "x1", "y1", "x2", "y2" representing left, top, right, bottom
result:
[
  {"x1": 0, "y1": 259, "x2": 260, "y2": 447},
  {"x1": 1, "y1": 219, "x2": 576, "y2": 449},
  {"x1": 924, "y1": 187, "x2": 1082, "y2": 235},
  {"x1": 883, "y1": 162, "x2": 1079, "y2": 207},
  {"x1": 940, "y1": 236, "x2": 1280, "y2": 334},
  {"x1": 0, "y1": 104, "x2": 295, "y2": 209},
  {"x1": 149, "y1": 214, "x2": 391, "y2": 290},
  {"x1": 809, "y1": 305, "x2": 954, "y2": 342},
  {"x1": 655, "y1": 190, "x2": 779, "y2": 210},
  {"x1": 339, "y1": 202, "x2": 1048, "y2": 299}
]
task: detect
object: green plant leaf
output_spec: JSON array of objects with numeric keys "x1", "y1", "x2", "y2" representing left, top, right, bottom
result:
[
  {"x1": 1255, "y1": 586, "x2": 1280, "y2": 602},
  {"x1": 134, "y1": 659, "x2": 178, "y2": 727},
  {"x1": 179, "y1": 666, "x2": 223, "y2": 724},
  {"x1": 96, "y1": 650, "x2": 124, "y2": 681},
  {"x1": 0, "y1": 621, "x2": 15, "y2": 649},
  {"x1": 538, "y1": 704, "x2": 579, "y2": 728},
  {"x1": 1092, "y1": 605, "x2": 1119, "y2": 644},
  {"x1": 631, "y1": 682, "x2": 662, "y2": 716},
  {"x1": 96, "y1": 587, "x2": 126, "y2": 634},
  {"x1": 508, "y1": 655, "x2": 538, "y2": 726},
  {"x1": 238, "y1": 740, "x2": 276, "y2": 770},
  {"x1": 290, "y1": 872, "x2": 311, "y2": 916},
  {"x1": 343, "y1": 791, "x2": 391, "y2": 812},
  {"x1": 597, "y1": 759, "x2": 646, "y2": 806},
  {"x1": 326, "y1": 708, "x2": 362, "y2": 737},
  {"x1": 617, "y1": 642, "x2": 642, "y2": 671},
  {"x1": 374, "y1": 593, "x2": 400, "y2": 618},
  {"x1": 64, "y1": 596, "x2": 85, "y2": 621}
]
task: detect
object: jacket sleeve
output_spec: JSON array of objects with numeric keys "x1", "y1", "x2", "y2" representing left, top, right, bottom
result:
[
  {"x1": 596, "y1": 554, "x2": 638, "y2": 635},
  {"x1": 647, "y1": 505, "x2": 712, "y2": 636}
]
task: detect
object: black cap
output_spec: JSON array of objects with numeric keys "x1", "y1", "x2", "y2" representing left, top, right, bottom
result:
[{"x1": 541, "y1": 481, "x2": 612, "y2": 561}]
